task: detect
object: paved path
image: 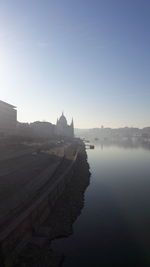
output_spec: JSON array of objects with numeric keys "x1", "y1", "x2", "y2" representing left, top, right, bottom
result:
[
  {"x1": 0, "y1": 146, "x2": 65, "y2": 228},
  {"x1": 0, "y1": 141, "x2": 77, "y2": 229}
]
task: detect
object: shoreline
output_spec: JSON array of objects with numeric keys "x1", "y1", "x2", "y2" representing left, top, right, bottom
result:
[{"x1": 13, "y1": 147, "x2": 90, "y2": 267}]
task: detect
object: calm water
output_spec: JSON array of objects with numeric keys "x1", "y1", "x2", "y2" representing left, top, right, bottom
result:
[{"x1": 53, "y1": 143, "x2": 150, "y2": 266}]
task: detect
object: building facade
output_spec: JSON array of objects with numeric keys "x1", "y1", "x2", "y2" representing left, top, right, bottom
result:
[
  {"x1": 30, "y1": 121, "x2": 55, "y2": 138},
  {"x1": 56, "y1": 113, "x2": 74, "y2": 138},
  {"x1": 0, "y1": 100, "x2": 17, "y2": 137}
]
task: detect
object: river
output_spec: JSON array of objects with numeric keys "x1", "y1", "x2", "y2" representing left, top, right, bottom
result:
[{"x1": 52, "y1": 141, "x2": 150, "y2": 266}]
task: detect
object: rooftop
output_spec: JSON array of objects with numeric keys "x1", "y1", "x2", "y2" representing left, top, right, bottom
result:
[{"x1": 0, "y1": 100, "x2": 16, "y2": 109}]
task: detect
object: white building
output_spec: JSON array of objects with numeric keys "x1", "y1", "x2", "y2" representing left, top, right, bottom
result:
[{"x1": 0, "y1": 100, "x2": 17, "y2": 137}]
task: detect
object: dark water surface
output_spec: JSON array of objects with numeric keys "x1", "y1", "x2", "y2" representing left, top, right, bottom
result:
[{"x1": 52, "y1": 143, "x2": 150, "y2": 266}]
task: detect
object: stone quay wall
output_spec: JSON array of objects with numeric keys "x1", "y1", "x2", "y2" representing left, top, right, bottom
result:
[{"x1": 0, "y1": 143, "x2": 85, "y2": 267}]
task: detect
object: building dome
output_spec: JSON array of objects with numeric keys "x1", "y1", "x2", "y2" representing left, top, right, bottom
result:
[
  {"x1": 58, "y1": 113, "x2": 67, "y2": 126},
  {"x1": 56, "y1": 112, "x2": 74, "y2": 138}
]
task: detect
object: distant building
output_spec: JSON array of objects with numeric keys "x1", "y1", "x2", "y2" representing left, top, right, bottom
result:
[
  {"x1": 30, "y1": 121, "x2": 55, "y2": 138},
  {"x1": 56, "y1": 113, "x2": 74, "y2": 138},
  {"x1": 17, "y1": 122, "x2": 33, "y2": 137},
  {"x1": 142, "y1": 127, "x2": 150, "y2": 139},
  {"x1": 0, "y1": 100, "x2": 17, "y2": 137}
]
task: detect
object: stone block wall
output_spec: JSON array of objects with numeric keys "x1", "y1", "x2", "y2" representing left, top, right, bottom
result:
[{"x1": 0, "y1": 147, "x2": 81, "y2": 267}]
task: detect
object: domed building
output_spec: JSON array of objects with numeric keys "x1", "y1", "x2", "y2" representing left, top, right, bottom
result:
[{"x1": 56, "y1": 112, "x2": 74, "y2": 138}]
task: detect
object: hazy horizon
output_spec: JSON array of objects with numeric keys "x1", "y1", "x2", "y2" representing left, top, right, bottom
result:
[
  {"x1": 1, "y1": 0, "x2": 150, "y2": 128},
  {"x1": 75, "y1": 126, "x2": 150, "y2": 130}
]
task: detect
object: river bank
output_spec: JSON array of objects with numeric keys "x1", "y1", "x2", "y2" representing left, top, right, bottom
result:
[{"x1": 12, "y1": 146, "x2": 90, "y2": 266}]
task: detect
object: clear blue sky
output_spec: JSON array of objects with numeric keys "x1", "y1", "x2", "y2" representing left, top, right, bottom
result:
[{"x1": 0, "y1": 0, "x2": 150, "y2": 128}]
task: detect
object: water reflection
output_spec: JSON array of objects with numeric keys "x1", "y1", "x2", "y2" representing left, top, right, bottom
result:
[
  {"x1": 52, "y1": 141, "x2": 150, "y2": 266},
  {"x1": 94, "y1": 138, "x2": 150, "y2": 151}
]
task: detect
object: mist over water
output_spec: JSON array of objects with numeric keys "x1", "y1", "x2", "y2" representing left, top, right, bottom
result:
[{"x1": 53, "y1": 142, "x2": 150, "y2": 266}]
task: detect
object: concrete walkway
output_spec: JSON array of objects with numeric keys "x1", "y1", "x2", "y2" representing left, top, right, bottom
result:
[{"x1": 0, "y1": 144, "x2": 67, "y2": 229}]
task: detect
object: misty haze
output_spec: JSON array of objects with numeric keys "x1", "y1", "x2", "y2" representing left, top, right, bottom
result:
[{"x1": 1, "y1": 1, "x2": 150, "y2": 267}]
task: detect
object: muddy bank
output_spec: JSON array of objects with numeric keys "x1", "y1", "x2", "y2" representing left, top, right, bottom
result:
[{"x1": 13, "y1": 148, "x2": 90, "y2": 267}]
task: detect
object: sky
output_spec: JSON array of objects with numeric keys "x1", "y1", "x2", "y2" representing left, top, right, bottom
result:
[{"x1": 0, "y1": 0, "x2": 150, "y2": 128}]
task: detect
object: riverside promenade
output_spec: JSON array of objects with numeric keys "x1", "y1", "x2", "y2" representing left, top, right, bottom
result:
[{"x1": 0, "y1": 138, "x2": 83, "y2": 266}]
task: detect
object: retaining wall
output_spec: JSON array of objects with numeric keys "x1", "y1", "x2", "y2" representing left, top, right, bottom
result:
[{"x1": 0, "y1": 146, "x2": 83, "y2": 267}]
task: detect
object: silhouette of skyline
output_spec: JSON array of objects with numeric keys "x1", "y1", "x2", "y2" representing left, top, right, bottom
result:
[{"x1": 0, "y1": 0, "x2": 150, "y2": 128}]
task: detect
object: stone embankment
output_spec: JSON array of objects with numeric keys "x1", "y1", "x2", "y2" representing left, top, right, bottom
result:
[
  {"x1": 0, "y1": 139, "x2": 90, "y2": 267},
  {"x1": 13, "y1": 145, "x2": 90, "y2": 267}
]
